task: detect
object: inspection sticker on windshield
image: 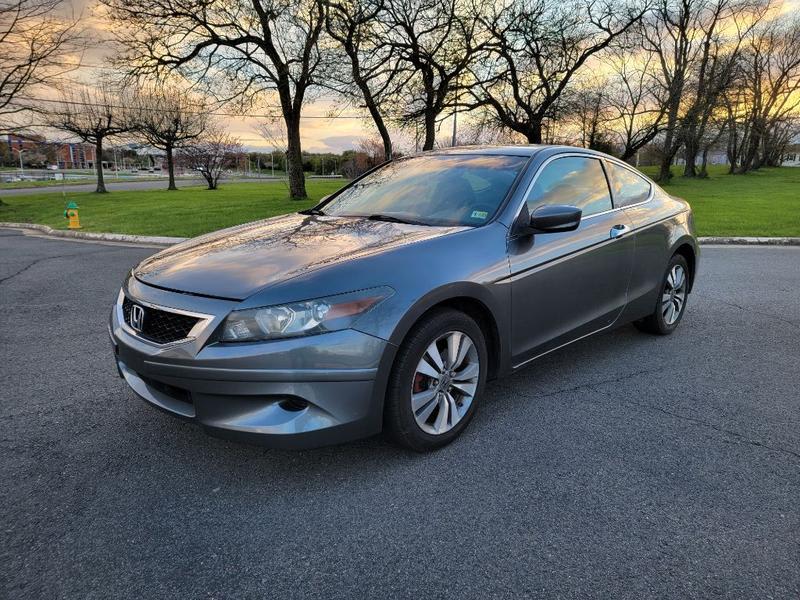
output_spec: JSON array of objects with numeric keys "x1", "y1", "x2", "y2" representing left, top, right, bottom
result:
[{"x1": 470, "y1": 210, "x2": 488, "y2": 220}]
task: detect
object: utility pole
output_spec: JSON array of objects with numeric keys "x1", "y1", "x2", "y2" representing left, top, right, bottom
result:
[
  {"x1": 13, "y1": 148, "x2": 24, "y2": 176},
  {"x1": 271, "y1": 151, "x2": 274, "y2": 177},
  {"x1": 451, "y1": 108, "x2": 457, "y2": 147}
]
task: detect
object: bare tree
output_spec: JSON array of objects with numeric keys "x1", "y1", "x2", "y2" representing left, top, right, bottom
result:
[
  {"x1": 0, "y1": 0, "x2": 84, "y2": 128},
  {"x1": 47, "y1": 85, "x2": 136, "y2": 193},
  {"x1": 563, "y1": 79, "x2": 617, "y2": 152},
  {"x1": 696, "y1": 112, "x2": 726, "y2": 176},
  {"x1": 179, "y1": 128, "x2": 242, "y2": 190},
  {"x1": 255, "y1": 118, "x2": 294, "y2": 195},
  {"x1": 730, "y1": 16, "x2": 800, "y2": 172},
  {"x1": 102, "y1": 0, "x2": 326, "y2": 199},
  {"x1": 468, "y1": 0, "x2": 646, "y2": 145},
  {"x1": 680, "y1": 1, "x2": 764, "y2": 177},
  {"x1": 603, "y1": 45, "x2": 668, "y2": 161},
  {"x1": 640, "y1": 0, "x2": 765, "y2": 180},
  {"x1": 134, "y1": 88, "x2": 209, "y2": 190},
  {"x1": 383, "y1": 0, "x2": 490, "y2": 150},
  {"x1": 324, "y1": 0, "x2": 408, "y2": 160}
]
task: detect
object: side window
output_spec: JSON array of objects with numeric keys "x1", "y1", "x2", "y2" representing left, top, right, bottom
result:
[
  {"x1": 607, "y1": 162, "x2": 652, "y2": 207},
  {"x1": 526, "y1": 156, "x2": 612, "y2": 217}
]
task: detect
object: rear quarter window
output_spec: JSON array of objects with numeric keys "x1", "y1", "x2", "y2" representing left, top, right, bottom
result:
[{"x1": 607, "y1": 162, "x2": 652, "y2": 207}]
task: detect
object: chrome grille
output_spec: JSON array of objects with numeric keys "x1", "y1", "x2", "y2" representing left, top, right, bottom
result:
[{"x1": 122, "y1": 297, "x2": 199, "y2": 344}]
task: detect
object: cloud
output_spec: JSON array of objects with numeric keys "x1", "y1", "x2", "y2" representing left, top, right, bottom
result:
[{"x1": 312, "y1": 135, "x2": 362, "y2": 153}]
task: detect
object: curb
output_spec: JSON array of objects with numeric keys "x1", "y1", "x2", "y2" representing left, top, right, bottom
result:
[
  {"x1": 0, "y1": 222, "x2": 186, "y2": 247},
  {"x1": 3, "y1": 222, "x2": 799, "y2": 248},
  {"x1": 698, "y1": 236, "x2": 800, "y2": 246}
]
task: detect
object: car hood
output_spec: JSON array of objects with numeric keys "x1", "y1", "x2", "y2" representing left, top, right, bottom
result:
[{"x1": 133, "y1": 213, "x2": 464, "y2": 300}]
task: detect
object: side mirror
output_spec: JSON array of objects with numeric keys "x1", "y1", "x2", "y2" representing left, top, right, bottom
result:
[{"x1": 530, "y1": 204, "x2": 582, "y2": 233}]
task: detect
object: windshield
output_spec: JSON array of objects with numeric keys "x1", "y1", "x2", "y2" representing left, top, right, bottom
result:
[{"x1": 321, "y1": 154, "x2": 529, "y2": 226}]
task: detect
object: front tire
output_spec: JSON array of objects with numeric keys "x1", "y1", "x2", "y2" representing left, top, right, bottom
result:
[
  {"x1": 635, "y1": 254, "x2": 690, "y2": 335},
  {"x1": 384, "y1": 308, "x2": 488, "y2": 451}
]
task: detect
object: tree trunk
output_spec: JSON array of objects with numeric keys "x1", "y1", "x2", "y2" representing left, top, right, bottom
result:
[
  {"x1": 683, "y1": 135, "x2": 699, "y2": 177},
  {"x1": 726, "y1": 126, "x2": 737, "y2": 174},
  {"x1": 422, "y1": 110, "x2": 436, "y2": 151},
  {"x1": 657, "y1": 98, "x2": 682, "y2": 183},
  {"x1": 657, "y1": 153, "x2": 673, "y2": 182},
  {"x1": 737, "y1": 129, "x2": 761, "y2": 173},
  {"x1": 355, "y1": 63, "x2": 392, "y2": 161},
  {"x1": 699, "y1": 146, "x2": 710, "y2": 178},
  {"x1": 365, "y1": 97, "x2": 392, "y2": 160},
  {"x1": 526, "y1": 119, "x2": 543, "y2": 144},
  {"x1": 285, "y1": 115, "x2": 307, "y2": 199},
  {"x1": 166, "y1": 145, "x2": 176, "y2": 191},
  {"x1": 95, "y1": 137, "x2": 107, "y2": 193},
  {"x1": 378, "y1": 122, "x2": 393, "y2": 162}
]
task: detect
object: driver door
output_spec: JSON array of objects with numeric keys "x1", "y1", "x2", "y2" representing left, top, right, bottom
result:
[{"x1": 508, "y1": 155, "x2": 635, "y2": 366}]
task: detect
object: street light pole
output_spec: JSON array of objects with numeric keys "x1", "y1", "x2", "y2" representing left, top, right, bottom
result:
[
  {"x1": 451, "y1": 107, "x2": 457, "y2": 147},
  {"x1": 13, "y1": 148, "x2": 24, "y2": 177}
]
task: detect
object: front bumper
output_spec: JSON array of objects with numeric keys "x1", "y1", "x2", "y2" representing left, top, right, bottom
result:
[{"x1": 110, "y1": 278, "x2": 395, "y2": 449}]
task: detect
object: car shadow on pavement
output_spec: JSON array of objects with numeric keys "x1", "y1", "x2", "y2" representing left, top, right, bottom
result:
[{"x1": 118, "y1": 320, "x2": 676, "y2": 489}]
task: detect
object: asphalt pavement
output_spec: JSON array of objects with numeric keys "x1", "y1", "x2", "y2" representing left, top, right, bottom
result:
[{"x1": 1, "y1": 228, "x2": 798, "y2": 599}]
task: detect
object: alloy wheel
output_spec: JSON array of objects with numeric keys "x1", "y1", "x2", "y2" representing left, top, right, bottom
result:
[
  {"x1": 411, "y1": 331, "x2": 480, "y2": 435},
  {"x1": 662, "y1": 264, "x2": 687, "y2": 325}
]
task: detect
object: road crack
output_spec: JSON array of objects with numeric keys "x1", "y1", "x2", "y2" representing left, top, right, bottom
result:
[
  {"x1": 574, "y1": 376, "x2": 800, "y2": 462},
  {"x1": 0, "y1": 248, "x2": 126, "y2": 286},
  {"x1": 619, "y1": 397, "x2": 800, "y2": 462},
  {"x1": 511, "y1": 369, "x2": 800, "y2": 463},
  {"x1": 705, "y1": 296, "x2": 800, "y2": 330}
]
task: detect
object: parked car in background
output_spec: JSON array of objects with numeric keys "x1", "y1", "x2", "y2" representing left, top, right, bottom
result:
[{"x1": 110, "y1": 145, "x2": 699, "y2": 451}]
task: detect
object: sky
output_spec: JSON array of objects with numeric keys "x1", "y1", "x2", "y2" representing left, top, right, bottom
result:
[
  {"x1": 49, "y1": 0, "x2": 402, "y2": 153},
  {"x1": 37, "y1": 0, "x2": 800, "y2": 153}
]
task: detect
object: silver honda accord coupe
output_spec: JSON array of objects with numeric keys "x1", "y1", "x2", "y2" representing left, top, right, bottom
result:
[{"x1": 110, "y1": 145, "x2": 698, "y2": 451}]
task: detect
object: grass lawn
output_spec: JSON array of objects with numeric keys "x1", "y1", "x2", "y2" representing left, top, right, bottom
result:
[
  {"x1": 0, "y1": 180, "x2": 344, "y2": 238},
  {"x1": 638, "y1": 165, "x2": 799, "y2": 237},
  {"x1": 1, "y1": 165, "x2": 797, "y2": 237}
]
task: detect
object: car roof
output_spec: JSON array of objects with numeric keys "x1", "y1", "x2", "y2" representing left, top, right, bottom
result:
[{"x1": 412, "y1": 144, "x2": 606, "y2": 159}]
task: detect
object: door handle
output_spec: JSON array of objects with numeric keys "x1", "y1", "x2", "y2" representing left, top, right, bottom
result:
[{"x1": 610, "y1": 224, "x2": 631, "y2": 239}]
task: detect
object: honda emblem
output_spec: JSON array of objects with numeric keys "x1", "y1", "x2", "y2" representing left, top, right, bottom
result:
[{"x1": 130, "y1": 304, "x2": 145, "y2": 332}]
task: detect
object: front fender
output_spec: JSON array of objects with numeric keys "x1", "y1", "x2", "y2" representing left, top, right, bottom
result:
[{"x1": 354, "y1": 280, "x2": 512, "y2": 377}]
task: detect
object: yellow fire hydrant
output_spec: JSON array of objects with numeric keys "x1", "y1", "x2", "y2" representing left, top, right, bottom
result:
[{"x1": 64, "y1": 201, "x2": 81, "y2": 229}]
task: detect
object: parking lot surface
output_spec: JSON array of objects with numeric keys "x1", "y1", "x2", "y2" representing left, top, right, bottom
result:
[{"x1": 1, "y1": 228, "x2": 798, "y2": 599}]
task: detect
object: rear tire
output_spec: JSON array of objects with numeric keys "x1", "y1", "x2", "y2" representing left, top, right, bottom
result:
[
  {"x1": 634, "y1": 254, "x2": 690, "y2": 335},
  {"x1": 384, "y1": 308, "x2": 487, "y2": 452}
]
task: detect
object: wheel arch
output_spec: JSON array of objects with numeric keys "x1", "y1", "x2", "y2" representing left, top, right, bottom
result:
[
  {"x1": 671, "y1": 239, "x2": 698, "y2": 292},
  {"x1": 387, "y1": 284, "x2": 508, "y2": 381}
]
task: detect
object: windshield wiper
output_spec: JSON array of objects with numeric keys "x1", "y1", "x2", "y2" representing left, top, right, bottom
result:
[
  {"x1": 365, "y1": 214, "x2": 430, "y2": 226},
  {"x1": 299, "y1": 208, "x2": 326, "y2": 216}
]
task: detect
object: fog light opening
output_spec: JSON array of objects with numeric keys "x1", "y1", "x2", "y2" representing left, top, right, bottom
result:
[{"x1": 279, "y1": 397, "x2": 309, "y2": 412}]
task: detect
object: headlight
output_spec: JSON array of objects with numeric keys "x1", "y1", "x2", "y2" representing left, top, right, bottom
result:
[{"x1": 220, "y1": 287, "x2": 394, "y2": 342}]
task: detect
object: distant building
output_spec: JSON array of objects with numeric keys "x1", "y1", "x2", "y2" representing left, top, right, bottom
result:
[
  {"x1": 5, "y1": 133, "x2": 45, "y2": 152},
  {"x1": 55, "y1": 143, "x2": 96, "y2": 169},
  {"x1": 4, "y1": 134, "x2": 96, "y2": 169},
  {"x1": 782, "y1": 144, "x2": 800, "y2": 167}
]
